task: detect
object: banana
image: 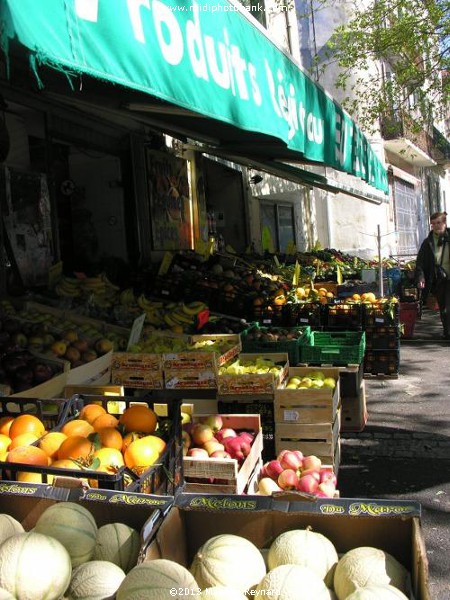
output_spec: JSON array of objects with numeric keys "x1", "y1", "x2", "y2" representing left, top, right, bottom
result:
[
  {"x1": 171, "y1": 308, "x2": 195, "y2": 325},
  {"x1": 182, "y1": 301, "x2": 207, "y2": 316},
  {"x1": 100, "y1": 272, "x2": 121, "y2": 292},
  {"x1": 163, "y1": 312, "x2": 179, "y2": 328}
]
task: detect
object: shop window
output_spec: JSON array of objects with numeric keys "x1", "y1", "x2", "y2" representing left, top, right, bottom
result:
[{"x1": 260, "y1": 202, "x2": 295, "y2": 253}]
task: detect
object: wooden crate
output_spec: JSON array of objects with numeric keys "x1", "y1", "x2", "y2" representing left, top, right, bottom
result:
[
  {"x1": 66, "y1": 350, "x2": 113, "y2": 386},
  {"x1": 341, "y1": 381, "x2": 368, "y2": 433},
  {"x1": 275, "y1": 367, "x2": 340, "y2": 424},
  {"x1": 218, "y1": 353, "x2": 289, "y2": 395},
  {"x1": 183, "y1": 414, "x2": 262, "y2": 494},
  {"x1": 275, "y1": 409, "x2": 341, "y2": 470}
]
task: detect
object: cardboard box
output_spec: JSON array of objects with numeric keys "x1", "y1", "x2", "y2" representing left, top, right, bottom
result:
[
  {"x1": 0, "y1": 483, "x2": 172, "y2": 537},
  {"x1": 164, "y1": 369, "x2": 217, "y2": 389},
  {"x1": 144, "y1": 494, "x2": 430, "y2": 600},
  {"x1": 164, "y1": 334, "x2": 241, "y2": 370},
  {"x1": 182, "y1": 414, "x2": 262, "y2": 494},
  {"x1": 341, "y1": 381, "x2": 368, "y2": 433},
  {"x1": 112, "y1": 352, "x2": 162, "y2": 371},
  {"x1": 66, "y1": 350, "x2": 113, "y2": 386},
  {"x1": 218, "y1": 353, "x2": 289, "y2": 395},
  {"x1": 110, "y1": 369, "x2": 164, "y2": 390},
  {"x1": 274, "y1": 367, "x2": 340, "y2": 424},
  {"x1": 275, "y1": 409, "x2": 341, "y2": 470}
]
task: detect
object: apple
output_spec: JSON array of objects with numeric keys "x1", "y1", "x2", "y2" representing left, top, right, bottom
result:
[
  {"x1": 201, "y1": 414, "x2": 223, "y2": 432},
  {"x1": 287, "y1": 376, "x2": 302, "y2": 386},
  {"x1": 257, "y1": 477, "x2": 282, "y2": 495},
  {"x1": 215, "y1": 428, "x2": 237, "y2": 443},
  {"x1": 302, "y1": 455, "x2": 322, "y2": 471},
  {"x1": 210, "y1": 450, "x2": 231, "y2": 459},
  {"x1": 238, "y1": 431, "x2": 255, "y2": 445},
  {"x1": 81, "y1": 350, "x2": 98, "y2": 363},
  {"x1": 299, "y1": 468, "x2": 321, "y2": 482},
  {"x1": 72, "y1": 339, "x2": 89, "y2": 353},
  {"x1": 64, "y1": 346, "x2": 81, "y2": 365},
  {"x1": 265, "y1": 460, "x2": 284, "y2": 481},
  {"x1": 187, "y1": 447, "x2": 209, "y2": 458},
  {"x1": 223, "y1": 436, "x2": 250, "y2": 462},
  {"x1": 50, "y1": 340, "x2": 67, "y2": 357},
  {"x1": 292, "y1": 450, "x2": 304, "y2": 462},
  {"x1": 191, "y1": 423, "x2": 215, "y2": 446},
  {"x1": 318, "y1": 481, "x2": 336, "y2": 498},
  {"x1": 277, "y1": 469, "x2": 298, "y2": 490},
  {"x1": 95, "y1": 338, "x2": 114, "y2": 355},
  {"x1": 323, "y1": 377, "x2": 336, "y2": 389},
  {"x1": 320, "y1": 469, "x2": 337, "y2": 486},
  {"x1": 203, "y1": 440, "x2": 225, "y2": 456},
  {"x1": 32, "y1": 362, "x2": 54, "y2": 384},
  {"x1": 296, "y1": 473, "x2": 319, "y2": 494},
  {"x1": 276, "y1": 449, "x2": 289, "y2": 462},
  {"x1": 280, "y1": 450, "x2": 303, "y2": 471}
]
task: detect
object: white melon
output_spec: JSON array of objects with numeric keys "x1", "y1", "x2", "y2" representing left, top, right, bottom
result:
[
  {"x1": 345, "y1": 585, "x2": 409, "y2": 599},
  {"x1": 255, "y1": 564, "x2": 332, "y2": 600},
  {"x1": 0, "y1": 515, "x2": 24, "y2": 546},
  {"x1": 67, "y1": 560, "x2": 126, "y2": 599},
  {"x1": 93, "y1": 522, "x2": 140, "y2": 573}
]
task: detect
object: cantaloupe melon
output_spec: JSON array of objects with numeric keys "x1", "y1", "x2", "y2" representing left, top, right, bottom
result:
[
  {"x1": 197, "y1": 586, "x2": 248, "y2": 599},
  {"x1": 255, "y1": 564, "x2": 332, "y2": 600},
  {"x1": 0, "y1": 532, "x2": 71, "y2": 600},
  {"x1": 190, "y1": 534, "x2": 266, "y2": 592},
  {"x1": 93, "y1": 522, "x2": 140, "y2": 573},
  {"x1": 333, "y1": 547, "x2": 409, "y2": 600},
  {"x1": 116, "y1": 559, "x2": 198, "y2": 600},
  {"x1": 0, "y1": 514, "x2": 24, "y2": 545},
  {"x1": 67, "y1": 560, "x2": 126, "y2": 599},
  {"x1": 345, "y1": 585, "x2": 409, "y2": 599},
  {"x1": 33, "y1": 501, "x2": 98, "y2": 567},
  {"x1": 267, "y1": 529, "x2": 338, "y2": 587},
  {"x1": 0, "y1": 588, "x2": 15, "y2": 600}
]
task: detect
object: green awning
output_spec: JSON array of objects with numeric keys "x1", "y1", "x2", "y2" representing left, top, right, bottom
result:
[{"x1": 0, "y1": 0, "x2": 388, "y2": 194}]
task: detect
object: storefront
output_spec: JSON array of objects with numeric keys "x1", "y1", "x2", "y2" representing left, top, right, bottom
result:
[{"x1": 0, "y1": 0, "x2": 388, "y2": 290}]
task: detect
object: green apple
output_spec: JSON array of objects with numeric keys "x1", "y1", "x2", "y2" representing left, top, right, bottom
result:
[
  {"x1": 323, "y1": 377, "x2": 336, "y2": 389},
  {"x1": 307, "y1": 370, "x2": 325, "y2": 380},
  {"x1": 288, "y1": 377, "x2": 302, "y2": 386}
]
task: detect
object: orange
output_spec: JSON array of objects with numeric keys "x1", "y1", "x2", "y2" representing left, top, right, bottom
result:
[
  {"x1": 61, "y1": 419, "x2": 95, "y2": 438},
  {"x1": 79, "y1": 403, "x2": 107, "y2": 424},
  {"x1": 92, "y1": 447, "x2": 124, "y2": 470},
  {"x1": 8, "y1": 432, "x2": 40, "y2": 450},
  {"x1": 0, "y1": 433, "x2": 12, "y2": 454},
  {"x1": 119, "y1": 405, "x2": 158, "y2": 434},
  {"x1": 121, "y1": 431, "x2": 144, "y2": 453},
  {"x1": 38, "y1": 431, "x2": 68, "y2": 459},
  {"x1": 17, "y1": 471, "x2": 59, "y2": 484},
  {"x1": 124, "y1": 435, "x2": 166, "y2": 473},
  {"x1": 6, "y1": 445, "x2": 49, "y2": 467},
  {"x1": 51, "y1": 458, "x2": 82, "y2": 471},
  {"x1": 92, "y1": 413, "x2": 120, "y2": 432},
  {"x1": 57, "y1": 435, "x2": 95, "y2": 461},
  {"x1": 0, "y1": 416, "x2": 14, "y2": 437},
  {"x1": 8, "y1": 414, "x2": 46, "y2": 440},
  {"x1": 97, "y1": 427, "x2": 123, "y2": 450}
]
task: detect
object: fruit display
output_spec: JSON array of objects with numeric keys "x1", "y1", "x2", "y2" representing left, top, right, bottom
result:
[
  {"x1": 256, "y1": 449, "x2": 338, "y2": 497},
  {"x1": 218, "y1": 355, "x2": 285, "y2": 376},
  {"x1": 0, "y1": 402, "x2": 173, "y2": 488},
  {"x1": 285, "y1": 369, "x2": 337, "y2": 390},
  {"x1": 0, "y1": 348, "x2": 66, "y2": 394},
  {"x1": 182, "y1": 414, "x2": 257, "y2": 463},
  {"x1": 0, "y1": 506, "x2": 141, "y2": 600}
]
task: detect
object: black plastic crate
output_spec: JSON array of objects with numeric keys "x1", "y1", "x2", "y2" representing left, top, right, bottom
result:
[
  {"x1": 323, "y1": 302, "x2": 364, "y2": 330},
  {"x1": 363, "y1": 302, "x2": 400, "y2": 327},
  {"x1": 364, "y1": 325, "x2": 400, "y2": 350},
  {"x1": 364, "y1": 349, "x2": 400, "y2": 376},
  {"x1": 0, "y1": 397, "x2": 70, "y2": 431},
  {"x1": 0, "y1": 394, "x2": 182, "y2": 494},
  {"x1": 282, "y1": 302, "x2": 322, "y2": 327}
]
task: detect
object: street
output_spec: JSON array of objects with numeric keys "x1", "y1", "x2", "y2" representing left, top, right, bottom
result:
[{"x1": 339, "y1": 308, "x2": 450, "y2": 599}]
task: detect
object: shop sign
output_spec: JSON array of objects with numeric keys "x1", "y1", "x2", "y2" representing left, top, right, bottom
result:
[{"x1": 1, "y1": 0, "x2": 388, "y2": 193}]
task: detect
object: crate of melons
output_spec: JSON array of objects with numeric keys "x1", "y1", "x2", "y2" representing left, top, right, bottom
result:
[{"x1": 0, "y1": 394, "x2": 182, "y2": 494}]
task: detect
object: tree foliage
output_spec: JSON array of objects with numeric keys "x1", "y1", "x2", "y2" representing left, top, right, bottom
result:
[{"x1": 317, "y1": 0, "x2": 450, "y2": 134}]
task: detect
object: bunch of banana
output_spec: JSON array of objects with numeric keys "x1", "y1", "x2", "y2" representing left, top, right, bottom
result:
[
  {"x1": 79, "y1": 276, "x2": 107, "y2": 296},
  {"x1": 120, "y1": 287, "x2": 137, "y2": 307},
  {"x1": 136, "y1": 294, "x2": 166, "y2": 327},
  {"x1": 100, "y1": 272, "x2": 120, "y2": 293},
  {"x1": 181, "y1": 301, "x2": 208, "y2": 316},
  {"x1": 54, "y1": 276, "x2": 82, "y2": 298}
]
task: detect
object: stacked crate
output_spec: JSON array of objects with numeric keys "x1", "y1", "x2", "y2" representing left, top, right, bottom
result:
[
  {"x1": 273, "y1": 367, "x2": 341, "y2": 472},
  {"x1": 363, "y1": 303, "x2": 400, "y2": 377}
]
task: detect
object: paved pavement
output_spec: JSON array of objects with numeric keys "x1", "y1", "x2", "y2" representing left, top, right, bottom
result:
[{"x1": 339, "y1": 306, "x2": 450, "y2": 600}]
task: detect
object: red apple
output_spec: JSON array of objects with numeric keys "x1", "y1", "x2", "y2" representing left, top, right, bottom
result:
[
  {"x1": 201, "y1": 414, "x2": 223, "y2": 432},
  {"x1": 191, "y1": 423, "x2": 215, "y2": 446},
  {"x1": 277, "y1": 469, "x2": 299, "y2": 490},
  {"x1": 187, "y1": 447, "x2": 209, "y2": 458},
  {"x1": 215, "y1": 428, "x2": 237, "y2": 443},
  {"x1": 238, "y1": 431, "x2": 255, "y2": 445},
  {"x1": 277, "y1": 449, "x2": 289, "y2": 462},
  {"x1": 318, "y1": 481, "x2": 336, "y2": 498},
  {"x1": 203, "y1": 440, "x2": 225, "y2": 456},
  {"x1": 302, "y1": 455, "x2": 322, "y2": 471},
  {"x1": 292, "y1": 450, "x2": 304, "y2": 462},
  {"x1": 265, "y1": 460, "x2": 284, "y2": 481},
  {"x1": 296, "y1": 473, "x2": 319, "y2": 494},
  {"x1": 210, "y1": 450, "x2": 231, "y2": 459},
  {"x1": 280, "y1": 450, "x2": 303, "y2": 472},
  {"x1": 320, "y1": 469, "x2": 337, "y2": 486},
  {"x1": 299, "y1": 468, "x2": 321, "y2": 482}
]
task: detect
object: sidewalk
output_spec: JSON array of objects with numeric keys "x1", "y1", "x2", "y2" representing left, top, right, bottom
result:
[{"x1": 339, "y1": 307, "x2": 450, "y2": 600}]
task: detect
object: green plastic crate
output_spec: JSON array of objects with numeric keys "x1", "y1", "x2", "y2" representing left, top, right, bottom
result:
[
  {"x1": 241, "y1": 325, "x2": 311, "y2": 366},
  {"x1": 299, "y1": 330, "x2": 366, "y2": 365}
]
